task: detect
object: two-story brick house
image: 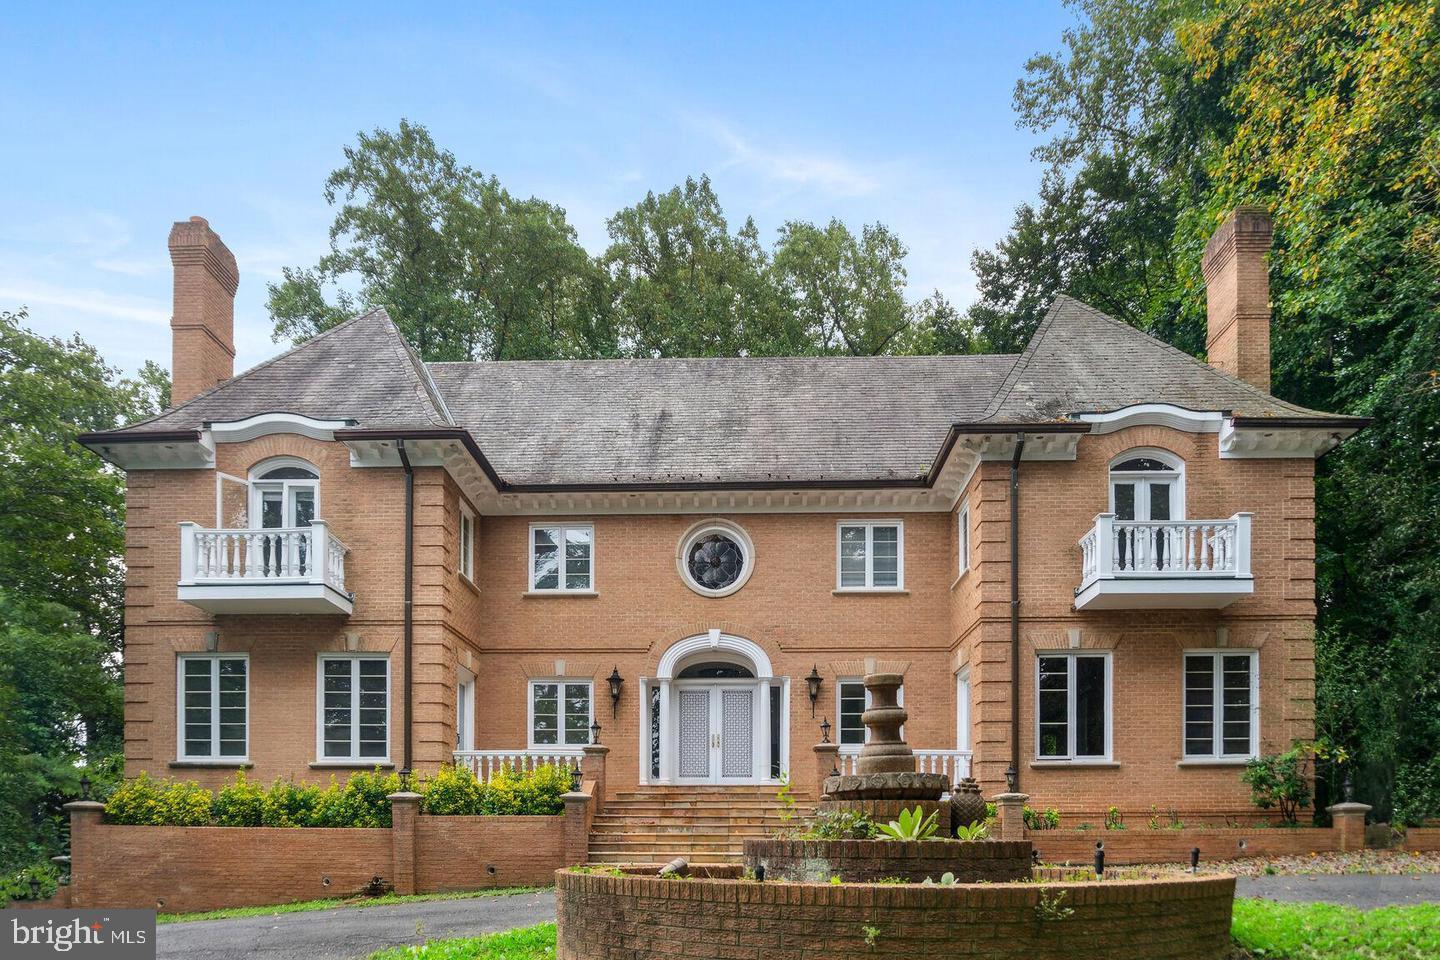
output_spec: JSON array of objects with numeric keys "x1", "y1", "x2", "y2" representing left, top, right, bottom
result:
[{"x1": 81, "y1": 209, "x2": 1364, "y2": 854}]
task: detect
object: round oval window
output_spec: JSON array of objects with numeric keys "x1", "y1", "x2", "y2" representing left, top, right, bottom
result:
[
  {"x1": 678, "y1": 521, "x2": 754, "y2": 597},
  {"x1": 687, "y1": 533, "x2": 745, "y2": 591}
]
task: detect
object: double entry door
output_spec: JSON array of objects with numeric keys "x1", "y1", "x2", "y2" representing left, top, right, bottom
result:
[{"x1": 675, "y1": 684, "x2": 756, "y2": 782}]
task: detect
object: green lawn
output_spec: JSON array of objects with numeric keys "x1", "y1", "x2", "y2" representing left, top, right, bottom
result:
[
  {"x1": 1231, "y1": 899, "x2": 1440, "y2": 959},
  {"x1": 158, "y1": 887, "x2": 541, "y2": 924},
  {"x1": 364, "y1": 901, "x2": 1440, "y2": 960},
  {"x1": 368, "y1": 923, "x2": 555, "y2": 959}
]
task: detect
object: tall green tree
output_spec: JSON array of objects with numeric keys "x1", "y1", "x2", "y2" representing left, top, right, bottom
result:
[
  {"x1": 0, "y1": 307, "x2": 161, "y2": 874},
  {"x1": 603, "y1": 176, "x2": 804, "y2": 357},
  {"x1": 771, "y1": 219, "x2": 915, "y2": 355}
]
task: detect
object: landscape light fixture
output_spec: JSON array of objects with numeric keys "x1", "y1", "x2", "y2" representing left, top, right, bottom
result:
[
  {"x1": 590, "y1": 720, "x2": 601, "y2": 745},
  {"x1": 607, "y1": 666, "x2": 624, "y2": 718},
  {"x1": 819, "y1": 717, "x2": 832, "y2": 744}
]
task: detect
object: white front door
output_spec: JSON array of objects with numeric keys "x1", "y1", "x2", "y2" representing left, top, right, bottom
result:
[{"x1": 674, "y1": 685, "x2": 756, "y2": 783}]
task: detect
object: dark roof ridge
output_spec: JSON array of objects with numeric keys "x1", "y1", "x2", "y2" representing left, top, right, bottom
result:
[
  {"x1": 371, "y1": 310, "x2": 453, "y2": 426},
  {"x1": 976, "y1": 297, "x2": 1066, "y2": 422},
  {"x1": 425, "y1": 353, "x2": 1020, "y2": 368},
  {"x1": 113, "y1": 308, "x2": 386, "y2": 432}
]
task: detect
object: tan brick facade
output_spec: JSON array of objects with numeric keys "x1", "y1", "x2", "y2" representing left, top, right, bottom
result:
[{"x1": 119, "y1": 420, "x2": 1315, "y2": 819}]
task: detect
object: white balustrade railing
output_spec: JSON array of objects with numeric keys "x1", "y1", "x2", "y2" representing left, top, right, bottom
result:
[
  {"x1": 1078, "y1": 513, "x2": 1251, "y2": 588},
  {"x1": 836, "y1": 748, "x2": 972, "y2": 783},
  {"x1": 452, "y1": 749, "x2": 583, "y2": 780},
  {"x1": 179, "y1": 521, "x2": 349, "y2": 593}
]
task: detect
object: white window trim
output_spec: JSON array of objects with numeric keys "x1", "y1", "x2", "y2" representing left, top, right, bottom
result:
[
  {"x1": 834, "y1": 520, "x2": 905, "y2": 591},
  {"x1": 527, "y1": 678, "x2": 594, "y2": 750},
  {"x1": 528, "y1": 522, "x2": 596, "y2": 593},
  {"x1": 176, "y1": 653, "x2": 250, "y2": 763},
  {"x1": 956, "y1": 667, "x2": 971, "y2": 752},
  {"x1": 957, "y1": 504, "x2": 971, "y2": 577},
  {"x1": 1181, "y1": 649, "x2": 1260, "y2": 761},
  {"x1": 456, "y1": 667, "x2": 476, "y2": 752},
  {"x1": 247, "y1": 456, "x2": 321, "y2": 528},
  {"x1": 314, "y1": 653, "x2": 391, "y2": 765},
  {"x1": 835, "y1": 678, "x2": 904, "y2": 753},
  {"x1": 1108, "y1": 448, "x2": 1185, "y2": 521},
  {"x1": 458, "y1": 502, "x2": 476, "y2": 583},
  {"x1": 1033, "y1": 651, "x2": 1113, "y2": 763}
]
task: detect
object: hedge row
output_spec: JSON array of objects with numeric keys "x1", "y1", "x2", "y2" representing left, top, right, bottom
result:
[{"x1": 104, "y1": 764, "x2": 571, "y2": 828}]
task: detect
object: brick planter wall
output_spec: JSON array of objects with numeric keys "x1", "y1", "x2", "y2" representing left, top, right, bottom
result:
[
  {"x1": 555, "y1": 870, "x2": 1236, "y2": 960},
  {"x1": 1030, "y1": 827, "x2": 1339, "y2": 864},
  {"x1": 1403, "y1": 828, "x2": 1440, "y2": 852},
  {"x1": 54, "y1": 794, "x2": 586, "y2": 913},
  {"x1": 744, "y1": 837, "x2": 1031, "y2": 883}
]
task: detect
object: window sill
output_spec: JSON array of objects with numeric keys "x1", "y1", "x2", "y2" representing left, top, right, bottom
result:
[
  {"x1": 832, "y1": 588, "x2": 909, "y2": 596},
  {"x1": 950, "y1": 569, "x2": 971, "y2": 592},
  {"x1": 170, "y1": 760, "x2": 252, "y2": 769},
  {"x1": 308, "y1": 760, "x2": 395, "y2": 769},
  {"x1": 1030, "y1": 760, "x2": 1121, "y2": 769},
  {"x1": 458, "y1": 573, "x2": 480, "y2": 596},
  {"x1": 522, "y1": 590, "x2": 599, "y2": 598},
  {"x1": 1177, "y1": 758, "x2": 1255, "y2": 767}
]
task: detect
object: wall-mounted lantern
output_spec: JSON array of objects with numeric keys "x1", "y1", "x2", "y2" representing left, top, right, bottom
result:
[
  {"x1": 806, "y1": 665, "x2": 823, "y2": 717},
  {"x1": 607, "y1": 666, "x2": 624, "y2": 718}
]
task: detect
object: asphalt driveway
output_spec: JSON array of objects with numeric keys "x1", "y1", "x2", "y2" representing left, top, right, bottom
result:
[
  {"x1": 1236, "y1": 873, "x2": 1440, "y2": 909},
  {"x1": 155, "y1": 889, "x2": 556, "y2": 960}
]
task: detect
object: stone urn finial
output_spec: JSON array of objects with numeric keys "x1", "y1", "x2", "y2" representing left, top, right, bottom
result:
[{"x1": 856, "y1": 673, "x2": 915, "y2": 775}]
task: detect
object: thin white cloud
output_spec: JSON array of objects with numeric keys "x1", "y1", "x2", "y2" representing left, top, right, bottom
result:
[
  {"x1": 691, "y1": 115, "x2": 880, "y2": 197},
  {"x1": 0, "y1": 281, "x2": 169, "y2": 326},
  {"x1": 91, "y1": 257, "x2": 159, "y2": 277}
]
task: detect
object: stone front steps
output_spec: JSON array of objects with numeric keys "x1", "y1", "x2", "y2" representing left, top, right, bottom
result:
[{"x1": 587, "y1": 785, "x2": 806, "y2": 864}]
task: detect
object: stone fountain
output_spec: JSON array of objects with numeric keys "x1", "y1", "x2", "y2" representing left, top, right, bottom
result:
[{"x1": 744, "y1": 673, "x2": 1030, "y2": 883}]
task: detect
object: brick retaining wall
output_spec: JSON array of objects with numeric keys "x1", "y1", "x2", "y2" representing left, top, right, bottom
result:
[
  {"x1": 555, "y1": 869, "x2": 1236, "y2": 960},
  {"x1": 1030, "y1": 827, "x2": 1339, "y2": 864},
  {"x1": 49, "y1": 791, "x2": 587, "y2": 913}
]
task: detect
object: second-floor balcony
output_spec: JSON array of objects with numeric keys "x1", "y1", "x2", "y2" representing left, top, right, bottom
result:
[
  {"x1": 1075, "y1": 513, "x2": 1253, "y2": 610},
  {"x1": 178, "y1": 521, "x2": 354, "y2": 615}
]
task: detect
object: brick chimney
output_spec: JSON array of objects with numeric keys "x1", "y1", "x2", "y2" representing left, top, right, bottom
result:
[
  {"x1": 168, "y1": 216, "x2": 238, "y2": 405},
  {"x1": 1201, "y1": 206, "x2": 1273, "y2": 392}
]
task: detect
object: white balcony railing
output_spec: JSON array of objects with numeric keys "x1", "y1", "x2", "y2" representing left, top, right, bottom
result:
[
  {"x1": 452, "y1": 749, "x2": 584, "y2": 780},
  {"x1": 1076, "y1": 513, "x2": 1253, "y2": 610},
  {"x1": 836, "y1": 748, "x2": 972, "y2": 783},
  {"x1": 177, "y1": 521, "x2": 353, "y2": 614}
]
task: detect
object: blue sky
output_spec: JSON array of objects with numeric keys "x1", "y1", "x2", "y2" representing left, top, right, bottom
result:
[{"x1": 2, "y1": 1, "x2": 1073, "y2": 373}]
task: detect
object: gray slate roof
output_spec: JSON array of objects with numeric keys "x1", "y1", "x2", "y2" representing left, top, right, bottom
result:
[
  {"x1": 115, "y1": 309, "x2": 453, "y2": 434},
  {"x1": 428, "y1": 355, "x2": 1014, "y2": 485},
  {"x1": 980, "y1": 296, "x2": 1333, "y2": 423},
  {"x1": 93, "y1": 297, "x2": 1357, "y2": 486}
]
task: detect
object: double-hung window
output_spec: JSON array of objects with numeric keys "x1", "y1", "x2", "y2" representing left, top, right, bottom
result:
[
  {"x1": 957, "y1": 504, "x2": 971, "y2": 575},
  {"x1": 318, "y1": 655, "x2": 389, "y2": 762},
  {"x1": 837, "y1": 679, "x2": 904, "y2": 749},
  {"x1": 458, "y1": 504, "x2": 475, "y2": 582},
  {"x1": 529, "y1": 680, "x2": 592, "y2": 748},
  {"x1": 837, "y1": 521, "x2": 903, "y2": 589},
  {"x1": 1036, "y1": 653, "x2": 1110, "y2": 761},
  {"x1": 1184, "y1": 651, "x2": 1258, "y2": 759},
  {"x1": 530, "y1": 524, "x2": 593, "y2": 592},
  {"x1": 178, "y1": 654, "x2": 248, "y2": 760}
]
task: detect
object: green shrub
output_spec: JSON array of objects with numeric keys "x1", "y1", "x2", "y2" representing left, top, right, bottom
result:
[
  {"x1": 260, "y1": 779, "x2": 324, "y2": 827},
  {"x1": 2, "y1": 862, "x2": 60, "y2": 903},
  {"x1": 105, "y1": 773, "x2": 213, "y2": 826},
  {"x1": 213, "y1": 773, "x2": 266, "y2": 826},
  {"x1": 422, "y1": 765, "x2": 487, "y2": 816},
  {"x1": 1242, "y1": 742, "x2": 1342, "y2": 823},
  {"x1": 312, "y1": 771, "x2": 404, "y2": 828},
  {"x1": 1022, "y1": 805, "x2": 1060, "y2": 830},
  {"x1": 482, "y1": 764, "x2": 568, "y2": 816},
  {"x1": 800, "y1": 810, "x2": 878, "y2": 840}
]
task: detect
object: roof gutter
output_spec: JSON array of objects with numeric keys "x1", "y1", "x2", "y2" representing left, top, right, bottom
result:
[{"x1": 396, "y1": 439, "x2": 415, "y2": 782}]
